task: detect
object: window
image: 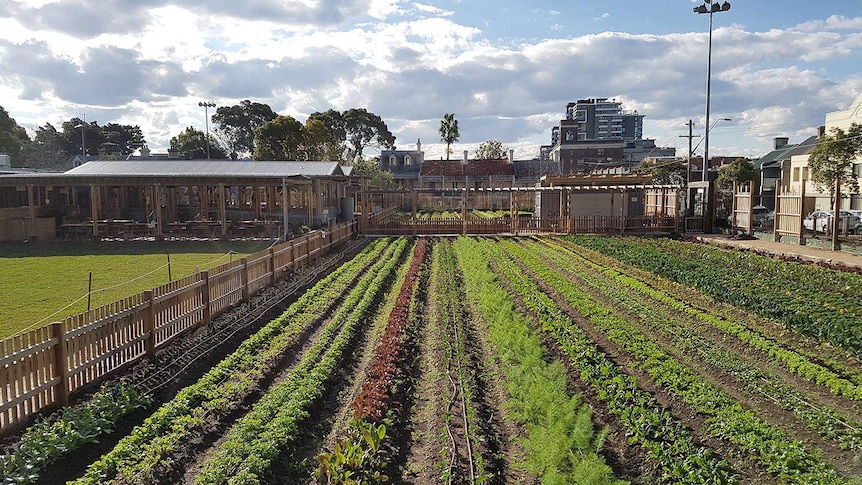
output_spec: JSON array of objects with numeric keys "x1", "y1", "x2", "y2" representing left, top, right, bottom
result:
[
  {"x1": 793, "y1": 167, "x2": 800, "y2": 182},
  {"x1": 404, "y1": 155, "x2": 411, "y2": 166},
  {"x1": 388, "y1": 154, "x2": 396, "y2": 167}
]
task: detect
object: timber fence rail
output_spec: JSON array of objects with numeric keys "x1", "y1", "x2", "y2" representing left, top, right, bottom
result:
[
  {"x1": 0, "y1": 220, "x2": 358, "y2": 433},
  {"x1": 366, "y1": 215, "x2": 682, "y2": 236}
]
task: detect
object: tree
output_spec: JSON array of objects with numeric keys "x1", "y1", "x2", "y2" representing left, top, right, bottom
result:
[
  {"x1": 639, "y1": 158, "x2": 686, "y2": 185},
  {"x1": 343, "y1": 108, "x2": 396, "y2": 161},
  {"x1": 308, "y1": 109, "x2": 346, "y2": 153},
  {"x1": 717, "y1": 158, "x2": 755, "y2": 189},
  {"x1": 212, "y1": 100, "x2": 277, "y2": 158},
  {"x1": 308, "y1": 108, "x2": 395, "y2": 161},
  {"x1": 23, "y1": 123, "x2": 68, "y2": 169},
  {"x1": 0, "y1": 106, "x2": 31, "y2": 165},
  {"x1": 253, "y1": 115, "x2": 305, "y2": 160},
  {"x1": 170, "y1": 126, "x2": 227, "y2": 159},
  {"x1": 301, "y1": 118, "x2": 342, "y2": 161},
  {"x1": 808, "y1": 123, "x2": 862, "y2": 204},
  {"x1": 101, "y1": 123, "x2": 145, "y2": 156},
  {"x1": 439, "y1": 113, "x2": 459, "y2": 160},
  {"x1": 474, "y1": 139, "x2": 506, "y2": 160},
  {"x1": 350, "y1": 156, "x2": 398, "y2": 189}
]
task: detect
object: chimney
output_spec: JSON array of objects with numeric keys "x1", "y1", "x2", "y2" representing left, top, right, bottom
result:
[
  {"x1": 507, "y1": 149, "x2": 514, "y2": 164},
  {"x1": 416, "y1": 138, "x2": 421, "y2": 152},
  {"x1": 463, "y1": 150, "x2": 469, "y2": 165},
  {"x1": 773, "y1": 137, "x2": 789, "y2": 150},
  {"x1": 167, "y1": 148, "x2": 180, "y2": 159},
  {"x1": 818, "y1": 125, "x2": 826, "y2": 138},
  {"x1": 139, "y1": 145, "x2": 151, "y2": 158}
]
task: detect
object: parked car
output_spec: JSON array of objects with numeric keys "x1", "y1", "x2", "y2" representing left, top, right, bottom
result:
[
  {"x1": 803, "y1": 210, "x2": 861, "y2": 233},
  {"x1": 727, "y1": 205, "x2": 774, "y2": 228},
  {"x1": 752, "y1": 206, "x2": 774, "y2": 227}
]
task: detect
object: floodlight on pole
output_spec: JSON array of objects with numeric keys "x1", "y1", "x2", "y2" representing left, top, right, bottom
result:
[
  {"x1": 74, "y1": 122, "x2": 86, "y2": 159},
  {"x1": 198, "y1": 101, "x2": 216, "y2": 159},
  {"x1": 693, "y1": 117, "x2": 732, "y2": 153},
  {"x1": 694, "y1": 1, "x2": 731, "y2": 182}
]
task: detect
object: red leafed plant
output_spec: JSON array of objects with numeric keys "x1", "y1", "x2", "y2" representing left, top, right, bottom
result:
[{"x1": 352, "y1": 238, "x2": 427, "y2": 421}]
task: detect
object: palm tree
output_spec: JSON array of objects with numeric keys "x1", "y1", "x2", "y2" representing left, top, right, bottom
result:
[{"x1": 439, "y1": 113, "x2": 460, "y2": 161}]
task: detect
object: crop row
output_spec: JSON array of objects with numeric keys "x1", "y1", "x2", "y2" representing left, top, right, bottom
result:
[
  {"x1": 652, "y1": 237, "x2": 860, "y2": 300},
  {"x1": 533, "y1": 239, "x2": 862, "y2": 451},
  {"x1": 567, "y1": 236, "x2": 862, "y2": 357},
  {"x1": 69, "y1": 238, "x2": 398, "y2": 484},
  {"x1": 193, "y1": 237, "x2": 411, "y2": 484},
  {"x1": 352, "y1": 238, "x2": 427, "y2": 420},
  {"x1": 554, "y1": 238, "x2": 862, "y2": 389},
  {"x1": 505, "y1": 240, "x2": 847, "y2": 484},
  {"x1": 478, "y1": 239, "x2": 735, "y2": 484},
  {"x1": 0, "y1": 382, "x2": 150, "y2": 485},
  {"x1": 317, "y1": 238, "x2": 428, "y2": 483},
  {"x1": 454, "y1": 237, "x2": 624, "y2": 485},
  {"x1": 436, "y1": 238, "x2": 498, "y2": 483}
]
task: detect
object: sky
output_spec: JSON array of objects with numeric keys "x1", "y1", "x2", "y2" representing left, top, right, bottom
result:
[{"x1": 1, "y1": 0, "x2": 861, "y2": 161}]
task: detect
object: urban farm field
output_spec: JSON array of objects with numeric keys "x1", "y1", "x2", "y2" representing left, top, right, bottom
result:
[
  {"x1": 3, "y1": 236, "x2": 862, "y2": 485},
  {"x1": 0, "y1": 240, "x2": 272, "y2": 339}
]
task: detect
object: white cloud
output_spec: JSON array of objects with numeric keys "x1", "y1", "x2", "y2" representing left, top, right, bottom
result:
[
  {"x1": 1, "y1": 3, "x2": 861, "y2": 159},
  {"x1": 412, "y1": 2, "x2": 454, "y2": 16}
]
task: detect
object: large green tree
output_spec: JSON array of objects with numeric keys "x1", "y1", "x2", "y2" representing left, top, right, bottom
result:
[
  {"x1": 101, "y1": 123, "x2": 145, "y2": 156},
  {"x1": 0, "y1": 106, "x2": 31, "y2": 165},
  {"x1": 474, "y1": 139, "x2": 506, "y2": 160},
  {"x1": 639, "y1": 158, "x2": 686, "y2": 185},
  {"x1": 343, "y1": 108, "x2": 395, "y2": 161},
  {"x1": 301, "y1": 118, "x2": 342, "y2": 161},
  {"x1": 253, "y1": 115, "x2": 305, "y2": 160},
  {"x1": 717, "y1": 158, "x2": 755, "y2": 189},
  {"x1": 439, "y1": 113, "x2": 459, "y2": 160},
  {"x1": 212, "y1": 100, "x2": 277, "y2": 159},
  {"x1": 308, "y1": 108, "x2": 395, "y2": 161},
  {"x1": 23, "y1": 123, "x2": 69, "y2": 169},
  {"x1": 350, "y1": 156, "x2": 398, "y2": 189},
  {"x1": 808, "y1": 123, "x2": 862, "y2": 202},
  {"x1": 170, "y1": 126, "x2": 227, "y2": 159}
]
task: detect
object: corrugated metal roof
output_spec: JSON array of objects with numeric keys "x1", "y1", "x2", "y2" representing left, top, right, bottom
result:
[{"x1": 64, "y1": 160, "x2": 344, "y2": 177}]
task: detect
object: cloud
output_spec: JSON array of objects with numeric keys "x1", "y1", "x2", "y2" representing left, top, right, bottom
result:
[
  {"x1": 412, "y1": 2, "x2": 454, "y2": 16},
  {"x1": 1, "y1": 3, "x2": 861, "y2": 159},
  {"x1": 594, "y1": 13, "x2": 609, "y2": 21}
]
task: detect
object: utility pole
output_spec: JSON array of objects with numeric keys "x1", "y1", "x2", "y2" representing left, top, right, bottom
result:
[{"x1": 679, "y1": 120, "x2": 701, "y2": 214}]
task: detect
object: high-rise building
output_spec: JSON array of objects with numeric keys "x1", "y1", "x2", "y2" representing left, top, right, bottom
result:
[
  {"x1": 561, "y1": 97, "x2": 644, "y2": 142},
  {"x1": 540, "y1": 98, "x2": 672, "y2": 174}
]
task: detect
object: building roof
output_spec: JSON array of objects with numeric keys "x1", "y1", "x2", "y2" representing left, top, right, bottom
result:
[
  {"x1": 778, "y1": 136, "x2": 818, "y2": 160},
  {"x1": 512, "y1": 160, "x2": 561, "y2": 178},
  {"x1": 63, "y1": 160, "x2": 345, "y2": 177},
  {"x1": 420, "y1": 159, "x2": 514, "y2": 178}
]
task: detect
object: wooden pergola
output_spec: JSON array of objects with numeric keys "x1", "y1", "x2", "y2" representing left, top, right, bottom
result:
[{"x1": 0, "y1": 161, "x2": 354, "y2": 241}]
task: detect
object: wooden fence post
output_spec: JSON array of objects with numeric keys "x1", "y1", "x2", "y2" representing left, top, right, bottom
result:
[
  {"x1": 50, "y1": 322, "x2": 70, "y2": 407},
  {"x1": 143, "y1": 290, "x2": 156, "y2": 358},
  {"x1": 200, "y1": 271, "x2": 211, "y2": 327},
  {"x1": 240, "y1": 258, "x2": 249, "y2": 303},
  {"x1": 269, "y1": 247, "x2": 277, "y2": 284},
  {"x1": 799, "y1": 181, "x2": 806, "y2": 246}
]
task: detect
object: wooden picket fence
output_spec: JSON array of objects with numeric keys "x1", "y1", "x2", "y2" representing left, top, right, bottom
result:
[{"x1": 0, "y1": 220, "x2": 358, "y2": 432}]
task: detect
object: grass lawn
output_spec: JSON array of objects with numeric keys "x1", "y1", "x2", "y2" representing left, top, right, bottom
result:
[{"x1": 0, "y1": 239, "x2": 277, "y2": 340}]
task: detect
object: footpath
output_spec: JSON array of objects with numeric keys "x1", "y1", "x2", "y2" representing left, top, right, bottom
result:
[{"x1": 694, "y1": 235, "x2": 862, "y2": 271}]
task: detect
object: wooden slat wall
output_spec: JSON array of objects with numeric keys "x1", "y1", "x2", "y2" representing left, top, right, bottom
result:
[
  {"x1": 0, "y1": 326, "x2": 57, "y2": 429},
  {"x1": 64, "y1": 294, "x2": 148, "y2": 394},
  {"x1": 0, "y1": 221, "x2": 358, "y2": 434}
]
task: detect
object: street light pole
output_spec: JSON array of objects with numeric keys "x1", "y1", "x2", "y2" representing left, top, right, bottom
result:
[
  {"x1": 694, "y1": 1, "x2": 730, "y2": 182},
  {"x1": 198, "y1": 101, "x2": 216, "y2": 160},
  {"x1": 74, "y1": 117, "x2": 87, "y2": 163}
]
